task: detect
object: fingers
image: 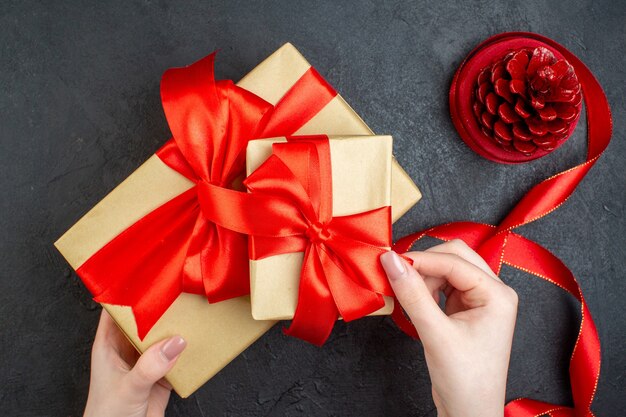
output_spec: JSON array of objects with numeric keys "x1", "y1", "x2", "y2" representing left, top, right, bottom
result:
[
  {"x1": 93, "y1": 310, "x2": 127, "y2": 358},
  {"x1": 425, "y1": 239, "x2": 501, "y2": 281},
  {"x1": 409, "y1": 251, "x2": 492, "y2": 291},
  {"x1": 123, "y1": 335, "x2": 186, "y2": 400},
  {"x1": 423, "y1": 275, "x2": 447, "y2": 304},
  {"x1": 407, "y1": 251, "x2": 509, "y2": 307},
  {"x1": 93, "y1": 309, "x2": 117, "y2": 346},
  {"x1": 92, "y1": 309, "x2": 138, "y2": 367},
  {"x1": 380, "y1": 251, "x2": 447, "y2": 340}
]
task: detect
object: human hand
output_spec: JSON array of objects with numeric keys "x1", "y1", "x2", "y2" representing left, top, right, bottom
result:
[
  {"x1": 380, "y1": 240, "x2": 518, "y2": 417},
  {"x1": 83, "y1": 310, "x2": 187, "y2": 417}
]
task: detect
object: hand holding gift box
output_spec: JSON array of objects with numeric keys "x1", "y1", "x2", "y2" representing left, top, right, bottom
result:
[{"x1": 55, "y1": 44, "x2": 421, "y2": 397}]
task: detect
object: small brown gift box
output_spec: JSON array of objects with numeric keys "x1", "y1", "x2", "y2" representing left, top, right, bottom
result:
[
  {"x1": 55, "y1": 43, "x2": 421, "y2": 397},
  {"x1": 247, "y1": 136, "x2": 395, "y2": 321}
]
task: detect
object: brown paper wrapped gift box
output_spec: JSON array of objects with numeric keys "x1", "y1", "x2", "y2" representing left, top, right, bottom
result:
[
  {"x1": 247, "y1": 136, "x2": 395, "y2": 321},
  {"x1": 55, "y1": 43, "x2": 421, "y2": 397}
]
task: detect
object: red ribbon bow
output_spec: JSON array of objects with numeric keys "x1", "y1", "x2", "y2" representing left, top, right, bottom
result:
[
  {"x1": 393, "y1": 33, "x2": 610, "y2": 417},
  {"x1": 199, "y1": 136, "x2": 394, "y2": 346},
  {"x1": 77, "y1": 52, "x2": 337, "y2": 339}
]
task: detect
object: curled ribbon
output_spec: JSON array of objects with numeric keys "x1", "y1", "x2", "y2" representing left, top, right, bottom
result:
[
  {"x1": 200, "y1": 136, "x2": 394, "y2": 346},
  {"x1": 77, "y1": 52, "x2": 337, "y2": 339},
  {"x1": 393, "y1": 33, "x2": 610, "y2": 417}
]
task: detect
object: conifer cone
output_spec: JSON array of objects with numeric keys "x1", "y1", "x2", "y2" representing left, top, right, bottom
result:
[{"x1": 472, "y1": 47, "x2": 582, "y2": 155}]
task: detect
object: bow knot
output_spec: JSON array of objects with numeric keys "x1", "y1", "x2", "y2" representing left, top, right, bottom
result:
[
  {"x1": 305, "y1": 220, "x2": 331, "y2": 244},
  {"x1": 197, "y1": 177, "x2": 229, "y2": 188}
]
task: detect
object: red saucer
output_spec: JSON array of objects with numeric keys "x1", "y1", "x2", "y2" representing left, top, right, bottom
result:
[{"x1": 449, "y1": 32, "x2": 582, "y2": 164}]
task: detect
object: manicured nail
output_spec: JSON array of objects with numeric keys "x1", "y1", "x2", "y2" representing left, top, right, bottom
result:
[
  {"x1": 161, "y1": 336, "x2": 187, "y2": 361},
  {"x1": 380, "y1": 251, "x2": 406, "y2": 280}
]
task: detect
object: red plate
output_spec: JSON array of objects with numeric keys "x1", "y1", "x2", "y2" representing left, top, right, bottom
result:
[{"x1": 449, "y1": 32, "x2": 582, "y2": 164}]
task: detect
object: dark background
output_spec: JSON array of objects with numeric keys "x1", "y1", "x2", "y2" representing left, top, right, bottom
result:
[{"x1": 1, "y1": 1, "x2": 624, "y2": 416}]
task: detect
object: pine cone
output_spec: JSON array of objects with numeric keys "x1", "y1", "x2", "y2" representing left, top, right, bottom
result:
[{"x1": 472, "y1": 47, "x2": 581, "y2": 155}]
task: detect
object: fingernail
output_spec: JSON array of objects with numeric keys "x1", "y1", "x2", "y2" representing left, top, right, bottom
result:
[
  {"x1": 380, "y1": 251, "x2": 406, "y2": 280},
  {"x1": 161, "y1": 336, "x2": 186, "y2": 361}
]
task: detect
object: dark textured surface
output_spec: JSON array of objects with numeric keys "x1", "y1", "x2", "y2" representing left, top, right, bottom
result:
[{"x1": 1, "y1": 1, "x2": 624, "y2": 416}]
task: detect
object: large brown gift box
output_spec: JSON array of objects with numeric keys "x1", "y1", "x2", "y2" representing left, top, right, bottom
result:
[
  {"x1": 247, "y1": 136, "x2": 395, "y2": 320},
  {"x1": 55, "y1": 43, "x2": 421, "y2": 397}
]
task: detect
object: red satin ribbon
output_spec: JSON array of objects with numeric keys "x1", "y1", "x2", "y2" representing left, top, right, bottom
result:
[
  {"x1": 199, "y1": 136, "x2": 394, "y2": 346},
  {"x1": 77, "y1": 52, "x2": 338, "y2": 339},
  {"x1": 393, "y1": 33, "x2": 610, "y2": 417}
]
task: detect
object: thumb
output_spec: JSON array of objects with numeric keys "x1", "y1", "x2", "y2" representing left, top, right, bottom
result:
[
  {"x1": 124, "y1": 335, "x2": 186, "y2": 399},
  {"x1": 381, "y1": 251, "x2": 447, "y2": 340}
]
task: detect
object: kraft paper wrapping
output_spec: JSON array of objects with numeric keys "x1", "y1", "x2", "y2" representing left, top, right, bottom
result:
[
  {"x1": 247, "y1": 136, "x2": 394, "y2": 320},
  {"x1": 55, "y1": 43, "x2": 421, "y2": 398}
]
